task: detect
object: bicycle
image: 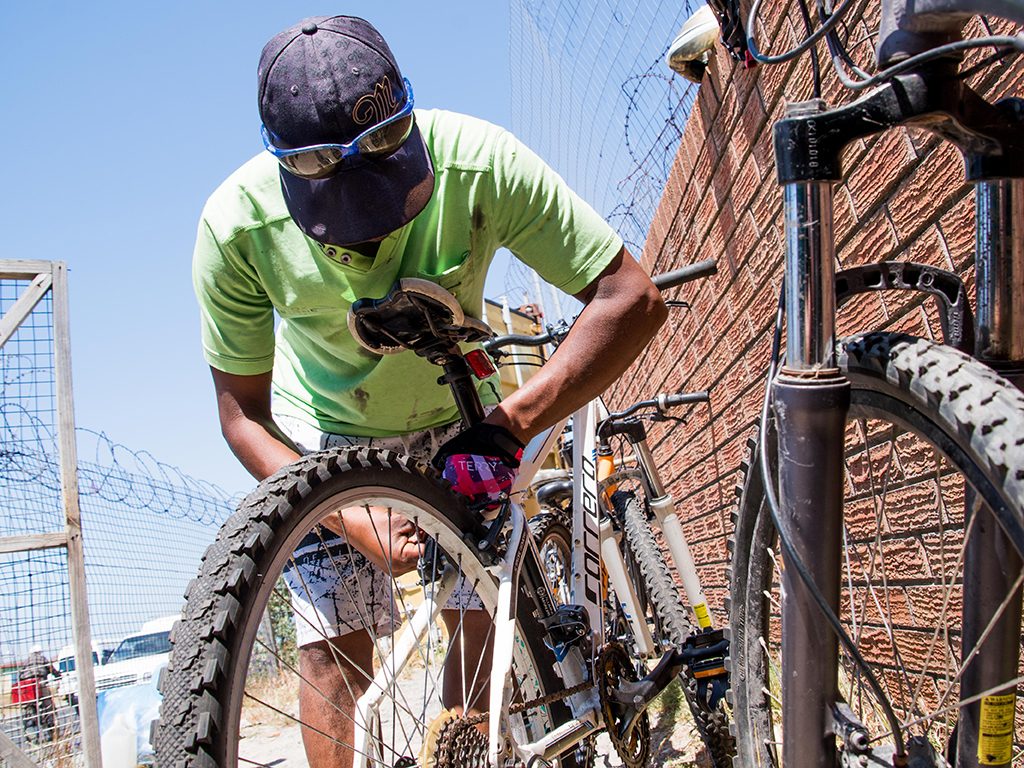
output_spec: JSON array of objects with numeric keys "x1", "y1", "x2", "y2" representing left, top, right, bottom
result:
[
  {"x1": 490, "y1": 333, "x2": 735, "y2": 766},
  {"x1": 720, "y1": 0, "x2": 1024, "y2": 765},
  {"x1": 155, "y1": 264, "x2": 717, "y2": 768}
]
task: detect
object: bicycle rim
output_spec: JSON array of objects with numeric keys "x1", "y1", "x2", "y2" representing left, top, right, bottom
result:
[
  {"x1": 729, "y1": 334, "x2": 1024, "y2": 766},
  {"x1": 156, "y1": 448, "x2": 572, "y2": 768}
]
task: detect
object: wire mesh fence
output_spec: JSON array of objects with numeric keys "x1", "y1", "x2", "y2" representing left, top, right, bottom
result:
[
  {"x1": 0, "y1": 270, "x2": 235, "y2": 766},
  {"x1": 507, "y1": 0, "x2": 703, "y2": 315}
]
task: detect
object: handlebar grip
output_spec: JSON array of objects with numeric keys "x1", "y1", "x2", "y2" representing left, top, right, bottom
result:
[
  {"x1": 651, "y1": 259, "x2": 717, "y2": 291},
  {"x1": 483, "y1": 332, "x2": 553, "y2": 351},
  {"x1": 661, "y1": 391, "x2": 711, "y2": 409}
]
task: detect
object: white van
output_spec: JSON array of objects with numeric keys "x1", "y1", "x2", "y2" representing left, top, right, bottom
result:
[
  {"x1": 92, "y1": 616, "x2": 177, "y2": 694},
  {"x1": 56, "y1": 641, "x2": 103, "y2": 705}
]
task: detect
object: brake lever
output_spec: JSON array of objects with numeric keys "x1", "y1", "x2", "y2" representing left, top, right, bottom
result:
[{"x1": 647, "y1": 412, "x2": 689, "y2": 426}]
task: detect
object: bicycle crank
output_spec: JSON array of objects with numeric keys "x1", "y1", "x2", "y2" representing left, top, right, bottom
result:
[{"x1": 598, "y1": 642, "x2": 651, "y2": 768}]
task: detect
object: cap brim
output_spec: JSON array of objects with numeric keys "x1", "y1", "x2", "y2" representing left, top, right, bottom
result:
[{"x1": 279, "y1": 122, "x2": 435, "y2": 245}]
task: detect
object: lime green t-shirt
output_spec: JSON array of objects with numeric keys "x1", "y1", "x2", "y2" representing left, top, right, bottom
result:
[{"x1": 193, "y1": 109, "x2": 623, "y2": 437}]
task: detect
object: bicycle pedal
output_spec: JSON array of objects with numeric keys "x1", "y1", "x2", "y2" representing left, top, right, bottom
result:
[
  {"x1": 680, "y1": 629, "x2": 730, "y2": 711},
  {"x1": 541, "y1": 604, "x2": 591, "y2": 661}
]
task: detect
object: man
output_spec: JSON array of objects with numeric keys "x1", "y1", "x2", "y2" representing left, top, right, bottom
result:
[
  {"x1": 20, "y1": 646, "x2": 59, "y2": 742},
  {"x1": 193, "y1": 15, "x2": 666, "y2": 767}
]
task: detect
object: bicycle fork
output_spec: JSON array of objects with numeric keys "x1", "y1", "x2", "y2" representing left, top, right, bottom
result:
[{"x1": 958, "y1": 178, "x2": 1024, "y2": 768}]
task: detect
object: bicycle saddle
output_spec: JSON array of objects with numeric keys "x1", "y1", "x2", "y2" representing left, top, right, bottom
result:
[{"x1": 347, "y1": 278, "x2": 494, "y2": 356}]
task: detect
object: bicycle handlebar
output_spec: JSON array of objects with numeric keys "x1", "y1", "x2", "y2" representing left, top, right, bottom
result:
[
  {"x1": 604, "y1": 390, "x2": 710, "y2": 422},
  {"x1": 485, "y1": 259, "x2": 717, "y2": 352},
  {"x1": 483, "y1": 330, "x2": 557, "y2": 351}
]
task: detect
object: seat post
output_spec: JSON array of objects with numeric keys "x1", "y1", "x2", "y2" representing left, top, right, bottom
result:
[{"x1": 437, "y1": 353, "x2": 487, "y2": 428}]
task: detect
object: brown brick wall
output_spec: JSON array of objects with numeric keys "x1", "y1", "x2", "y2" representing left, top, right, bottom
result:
[{"x1": 606, "y1": 0, "x2": 1024, "y2": 736}]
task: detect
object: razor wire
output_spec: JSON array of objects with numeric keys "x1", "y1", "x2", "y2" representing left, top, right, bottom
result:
[
  {"x1": 507, "y1": 0, "x2": 702, "y2": 317},
  {"x1": 0, "y1": 421, "x2": 237, "y2": 656}
]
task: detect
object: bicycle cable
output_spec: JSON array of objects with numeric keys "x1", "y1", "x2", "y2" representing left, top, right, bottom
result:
[
  {"x1": 756, "y1": 284, "x2": 907, "y2": 756},
  {"x1": 956, "y1": 46, "x2": 1019, "y2": 79},
  {"x1": 492, "y1": 352, "x2": 548, "y2": 368},
  {"x1": 745, "y1": 0, "x2": 861, "y2": 65},
  {"x1": 829, "y1": 33, "x2": 1024, "y2": 89},
  {"x1": 796, "y1": 0, "x2": 824, "y2": 95},
  {"x1": 745, "y1": 0, "x2": 1024, "y2": 86},
  {"x1": 820, "y1": 0, "x2": 874, "y2": 81}
]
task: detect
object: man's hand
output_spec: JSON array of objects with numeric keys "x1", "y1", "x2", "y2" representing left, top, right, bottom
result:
[
  {"x1": 432, "y1": 423, "x2": 524, "y2": 510},
  {"x1": 324, "y1": 507, "x2": 424, "y2": 576}
]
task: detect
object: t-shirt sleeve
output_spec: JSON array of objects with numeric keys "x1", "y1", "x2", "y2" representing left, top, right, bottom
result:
[
  {"x1": 192, "y1": 217, "x2": 276, "y2": 375},
  {"x1": 489, "y1": 130, "x2": 623, "y2": 297}
]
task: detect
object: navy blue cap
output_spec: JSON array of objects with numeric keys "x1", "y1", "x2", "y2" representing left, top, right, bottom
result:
[{"x1": 258, "y1": 16, "x2": 434, "y2": 245}]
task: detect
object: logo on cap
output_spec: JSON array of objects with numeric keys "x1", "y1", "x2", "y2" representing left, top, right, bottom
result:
[{"x1": 353, "y1": 76, "x2": 400, "y2": 126}]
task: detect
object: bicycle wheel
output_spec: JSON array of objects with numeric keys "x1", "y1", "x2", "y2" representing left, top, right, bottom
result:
[
  {"x1": 530, "y1": 510, "x2": 573, "y2": 606},
  {"x1": 729, "y1": 333, "x2": 1024, "y2": 766},
  {"x1": 155, "y1": 448, "x2": 577, "y2": 768},
  {"x1": 615, "y1": 489, "x2": 736, "y2": 767}
]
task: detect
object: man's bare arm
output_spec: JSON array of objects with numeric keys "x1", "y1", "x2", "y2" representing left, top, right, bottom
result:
[
  {"x1": 210, "y1": 368, "x2": 303, "y2": 481},
  {"x1": 483, "y1": 247, "x2": 667, "y2": 442}
]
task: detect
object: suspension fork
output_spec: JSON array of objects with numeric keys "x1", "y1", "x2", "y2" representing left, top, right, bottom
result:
[
  {"x1": 776, "y1": 163, "x2": 850, "y2": 768},
  {"x1": 957, "y1": 178, "x2": 1024, "y2": 768},
  {"x1": 770, "y1": 71, "x2": 1024, "y2": 766},
  {"x1": 630, "y1": 434, "x2": 715, "y2": 631}
]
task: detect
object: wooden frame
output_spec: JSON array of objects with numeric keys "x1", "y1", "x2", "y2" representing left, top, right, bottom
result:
[{"x1": 0, "y1": 261, "x2": 102, "y2": 768}]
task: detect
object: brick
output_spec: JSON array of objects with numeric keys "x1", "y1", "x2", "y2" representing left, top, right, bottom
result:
[
  {"x1": 732, "y1": 154, "x2": 763, "y2": 218},
  {"x1": 845, "y1": 130, "x2": 917, "y2": 219},
  {"x1": 750, "y1": 185, "x2": 783, "y2": 237},
  {"x1": 886, "y1": 141, "x2": 966, "y2": 241},
  {"x1": 717, "y1": 80, "x2": 742, "y2": 147},
  {"x1": 750, "y1": 88, "x2": 778, "y2": 179},
  {"x1": 731, "y1": 60, "x2": 762, "y2": 112},
  {"x1": 837, "y1": 206, "x2": 899, "y2": 265},
  {"x1": 759, "y1": 57, "x2": 798, "y2": 113},
  {"x1": 832, "y1": 184, "x2": 856, "y2": 246},
  {"x1": 711, "y1": 143, "x2": 741, "y2": 210},
  {"x1": 935, "y1": 193, "x2": 975, "y2": 270},
  {"x1": 837, "y1": 292, "x2": 887, "y2": 339}
]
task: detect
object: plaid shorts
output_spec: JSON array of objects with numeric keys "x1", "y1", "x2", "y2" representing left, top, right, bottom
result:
[{"x1": 275, "y1": 410, "x2": 483, "y2": 648}]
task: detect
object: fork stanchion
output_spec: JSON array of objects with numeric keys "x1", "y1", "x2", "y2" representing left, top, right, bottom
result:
[
  {"x1": 958, "y1": 178, "x2": 1024, "y2": 768},
  {"x1": 777, "y1": 167, "x2": 849, "y2": 768}
]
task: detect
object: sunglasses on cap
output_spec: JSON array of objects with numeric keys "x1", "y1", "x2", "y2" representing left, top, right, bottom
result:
[{"x1": 261, "y1": 78, "x2": 416, "y2": 179}]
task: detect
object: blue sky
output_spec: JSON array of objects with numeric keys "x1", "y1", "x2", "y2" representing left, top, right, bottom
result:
[{"x1": 1, "y1": 2, "x2": 516, "y2": 494}]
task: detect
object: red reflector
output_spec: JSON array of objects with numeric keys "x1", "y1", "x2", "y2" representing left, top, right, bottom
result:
[{"x1": 465, "y1": 349, "x2": 497, "y2": 379}]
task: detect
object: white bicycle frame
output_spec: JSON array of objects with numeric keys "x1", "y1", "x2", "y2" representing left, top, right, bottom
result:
[{"x1": 351, "y1": 397, "x2": 714, "y2": 767}]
